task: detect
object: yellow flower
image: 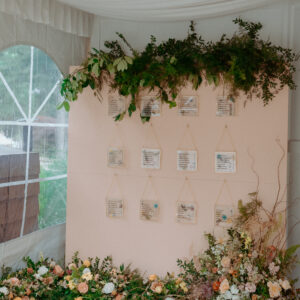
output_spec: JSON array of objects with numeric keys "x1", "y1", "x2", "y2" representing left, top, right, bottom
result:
[
  {"x1": 83, "y1": 260, "x2": 91, "y2": 268},
  {"x1": 67, "y1": 279, "x2": 77, "y2": 290},
  {"x1": 148, "y1": 274, "x2": 157, "y2": 281},
  {"x1": 65, "y1": 275, "x2": 72, "y2": 281},
  {"x1": 179, "y1": 282, "x2": 188, "y2": 293},
  {"x1": 75, "y1": 298, "x2": 83, "y2": 300},
  {"x1": 14, "y1": 298, "x2": 22, "y2": 300},
  {"x1": 82, "y1": 272, "x2": 93, "y2": 281}
]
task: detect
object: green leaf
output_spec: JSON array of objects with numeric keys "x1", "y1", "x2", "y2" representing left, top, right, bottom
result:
[
  {"x1": 92, "y1": 63, "x2": 100, "y2": 77},
  {"x1": 63, "y1": 101, "x2": 70, "y2": 112},
  {"x1": 124, "y1": 56, "x2": 133, "y2": 64},
  {"x1": 285, "y1": 245, "x2": 300, "y2": 261}
]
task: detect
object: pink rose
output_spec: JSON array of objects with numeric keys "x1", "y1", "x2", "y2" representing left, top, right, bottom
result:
[
  {"x1": 10, "y1": 277, "x2": 20, "y2": 286},
  {"x1": 77, "y1": 282, "x2": 89, "y2": 294}
]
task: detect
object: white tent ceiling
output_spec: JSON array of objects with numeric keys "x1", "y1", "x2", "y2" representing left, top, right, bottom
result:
[{"x1": 58, "y1": 0, "x2": 283, "y2": 22}]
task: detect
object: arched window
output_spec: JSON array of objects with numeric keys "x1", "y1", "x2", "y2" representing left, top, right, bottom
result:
[{"x1": 0, "y1": 45, "x2": 68, "y2": 242}]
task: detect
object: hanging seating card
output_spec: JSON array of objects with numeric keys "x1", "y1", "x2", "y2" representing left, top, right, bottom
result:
[
  {"x1": 215, "y1": 125, "x2": 237, "y2": 173},
  {"x1": 107, "y1": 148, "x2": 124, "y2": 167},
  {"x1": 177, "y1": 150, "x2": 197, "y2": 171},
  {"x1": 106, "y1": 174, "x2": 124, "y2": 218},
  {"x1": 215, "y1": 204, "x2": 234, "y2": 227},
  {"x1": 177, "y1": 124, "x2": 198, "y2": 171},
  {"x1": 178, "y1": 96, "x2": 198, "y2": 116},
  {"x1": 141, "y1": 148, "x2": 161, "y2": 169},
  {"x1": 176, "y1": 202, "x2": 196, "y2": 224},
  {"x1": 141, "y1": 96, "x2": 161, "y2": 117},
  {"x1": 215, "y1": 151, "x2": 236, "y2": 173},
  {"x1": 106, "y1": 198, "x2": 124, "y2": 218},
  {"x1": 140, "y1": 199, "x2": 160, "y2": 221},
  {"x1": 214, "y1": 180, "x2": 235, "y2": 227},
  {"x1": 176, "y1": 177, "x2": 197, "y2": 224},
  {"x1": 216, "y1": 96, "x2": 235, "y2": 117},
  {"x1": 108, "y1": 96, "x2": 126, "y2": 117}
]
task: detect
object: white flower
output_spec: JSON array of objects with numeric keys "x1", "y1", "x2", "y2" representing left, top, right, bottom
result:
[
  {"x1": 232, "y1": 296, "x2": 240, "y2": 300},
  {"x1": 34, "y1": 274, "x2": 41, "y2": 280},
  {"x1": 82, "y1": 268, "x2": 91, "y2": 274},
  {"x1": 279, "y1": 279, "x2": 291, "y2": 290},
  {"x1": 102, "y1": 282, "x2": 115, "y2": 294},
  {"x1": 37, "y1": 266, "x2": 49, "y2": 276},
  {"x1": 0, "y1": 287, "x2": 9, "y2": 295},
  {"x1": 230, "y1": 285, "x2": 239, "y2": 295},
  {"x1": 224, "y1": 291, "x2": 232, "y2": 299},
  {"x1": 165, "y1": 298, "x2": 175, "y2": 300}
]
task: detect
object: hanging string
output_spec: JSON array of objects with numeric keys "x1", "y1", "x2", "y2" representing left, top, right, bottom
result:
[
  {"x1": 216, "y1": 124, "x2": 237, "y2": 152},
  {"x1": 108, "y1": 122, "x2": 125, "y2": 148},
  {"x1": 177, "y1": 176, "x2": 197, "y2": 204},
  {"x1": 142, "y1": 122, "x2": 162, "y2": 149},
  {"x1": 177, "y1": 123, "x2": 198, "y2": 150},
  {"x1": 141, "y1": 175, "x2": 159, "y2": 201},
  {"x1": 215, "y1": 179, "x2": 234, "y2": 205},
  {"x1": 106, "y1": 173, "x2": 124, "y2": 199}
]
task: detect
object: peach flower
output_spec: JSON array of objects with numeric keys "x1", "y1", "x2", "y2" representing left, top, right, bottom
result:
[
  {"x1": 221, "y1": 257, "x2": 231, "y2": 268},
  {"x1": 115, "y1": 294, "x2": 123, "y2": 300},
  {"x1": 219, "y1": 279, "x2": 230, "y2": 294},
  {"x1": 267, "y1": 281, "x2": 281, "y2": 298},
  {"x1": 77, "y1": 282, "x2": 89, "y2": 294},
  {"x1": 27, "y1": 268, "x2": 34, "y2": 274},
  {"x1": 13, "y1": 298, "x2": 22, "y2": 300},
  {"x1": 150, "y1": 282, "x2": 164, "y2": 294},
  {"x1": 148, "y1": 274, "x2": 157, "y2": 281},
  {"x1": 53, "y1": 265, "x2": 64, "y2": 277}
]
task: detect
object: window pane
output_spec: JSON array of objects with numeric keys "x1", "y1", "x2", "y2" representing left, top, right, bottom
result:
[
  {"x1": 37, "y1": 178, "x2": 67, "y2": 229},
  {"x1": 0, "y1": 45, "x2": 30, "y2": 117},
  {"x1": 30, "y1": 127, "x2": 68, "y2": 178}
]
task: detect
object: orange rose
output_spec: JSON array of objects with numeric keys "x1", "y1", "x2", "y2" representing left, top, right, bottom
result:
[
  {"x1": 212, "y1": 281, "x2": 220, "y2": 291},
  {"x1": 252, "y1": 295, "x2": 258, "y2": 300},
  {"x1": 27, "y1": 268, "x2": 34, "y2": 274},
  {"x1": 26, "y1": 288, "x2": 31, "y2": 296},
  {"x1": 77, "y1": 282, "x2": 89, "y2": 294},
  {"x1": 115, "y1": 295, "x2": 123, "y2": 300}
]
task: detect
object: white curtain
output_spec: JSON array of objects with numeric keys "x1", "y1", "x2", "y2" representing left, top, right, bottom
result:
[
  {"x1": 0, "y1": 224, "x2": 66, "y2": 270},
  {"x1": 0, "y1": 0, "x2": 93, "y2": 37},
  {"x1": 0, "y1": 0, "x2": 93, "y2": 73},
  {"x1": 59, "y1": 0, "x2": 283, "y2": 22}
]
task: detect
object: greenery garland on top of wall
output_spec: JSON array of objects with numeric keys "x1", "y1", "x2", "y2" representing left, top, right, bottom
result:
[{"x1": 59, "y1": 18, "x2": 299, "y2": 122}]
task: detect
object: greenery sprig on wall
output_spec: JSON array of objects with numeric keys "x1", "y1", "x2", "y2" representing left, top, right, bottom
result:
[{"x1": 59, "y1": 18, "x2": 299, "y2": 122}]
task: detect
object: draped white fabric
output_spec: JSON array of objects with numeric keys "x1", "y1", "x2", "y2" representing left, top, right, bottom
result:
[
  {"x1": 0, "y1": 0, "x2": 93, "y2": 37},
  {"x1": 59, "y1": 0, "x2": 283, "y2": 22}
]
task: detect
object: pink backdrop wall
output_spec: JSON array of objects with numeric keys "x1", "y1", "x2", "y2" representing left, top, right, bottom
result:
[{"x1": 66, "y1": 80, "x2": 288, "y2": 275}]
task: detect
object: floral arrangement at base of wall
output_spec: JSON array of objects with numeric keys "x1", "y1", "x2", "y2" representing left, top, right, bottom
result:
[{"x1": 0, "y1": 192, "x2": 299, "y2": 300}]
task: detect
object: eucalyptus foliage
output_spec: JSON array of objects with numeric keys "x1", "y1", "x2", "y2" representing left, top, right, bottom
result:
[{"x1": 60, "y1": 19, "x2": 299, "y2": 122}]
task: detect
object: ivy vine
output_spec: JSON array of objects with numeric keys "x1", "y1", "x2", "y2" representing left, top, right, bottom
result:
[{"x1": 59, "y1": 18, "x2": 299, "y2": 122}]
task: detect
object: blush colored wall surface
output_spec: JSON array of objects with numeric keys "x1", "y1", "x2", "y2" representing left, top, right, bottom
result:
[{"x1": 66, "y1": 83, "x2": 288, "y2": 275}]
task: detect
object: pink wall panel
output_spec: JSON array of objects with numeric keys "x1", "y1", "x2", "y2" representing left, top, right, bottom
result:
[{"x1": 66, "y1": 80, "x2": 288, "y2": 275}]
